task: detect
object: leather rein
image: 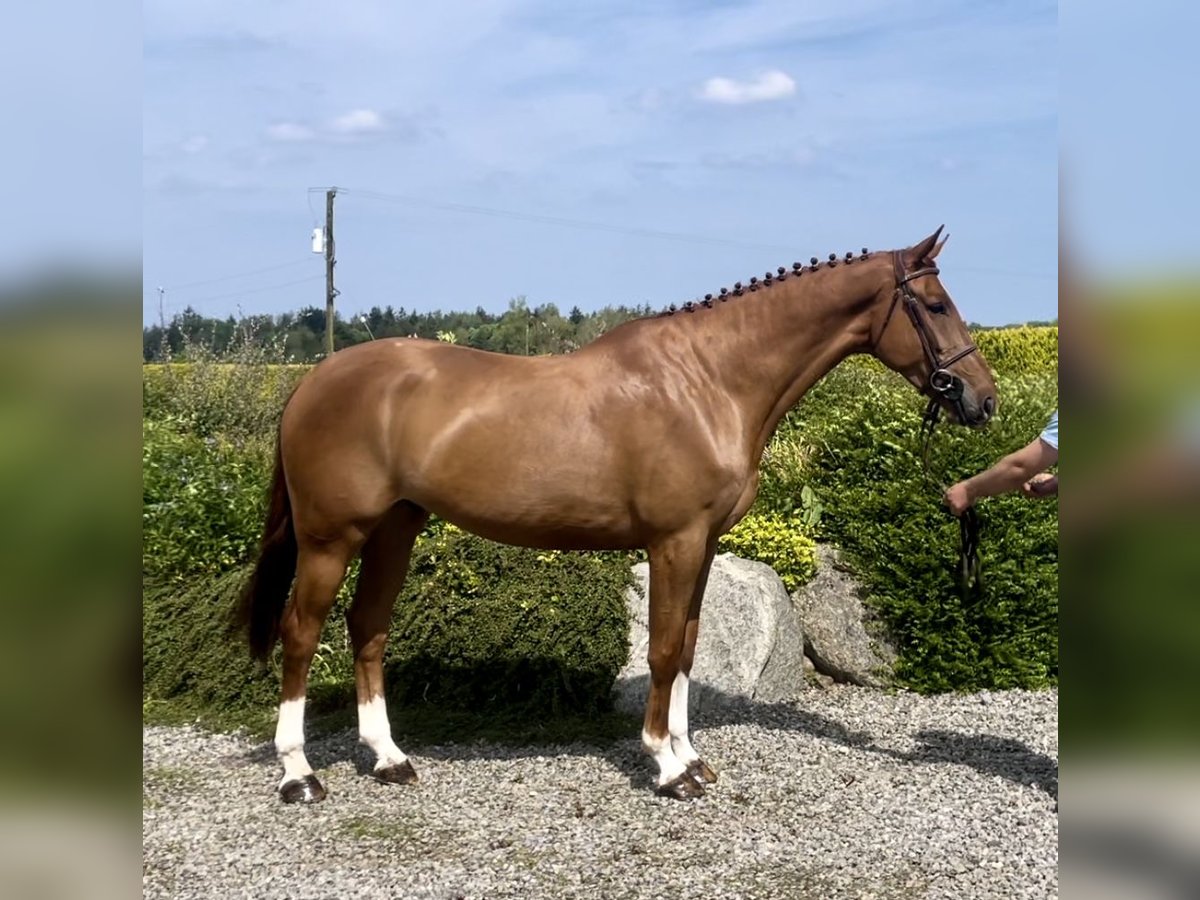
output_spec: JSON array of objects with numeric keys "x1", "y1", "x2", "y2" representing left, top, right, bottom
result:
[{"x1": 881, "y1": 251, "x2": 984, "y2": 603}]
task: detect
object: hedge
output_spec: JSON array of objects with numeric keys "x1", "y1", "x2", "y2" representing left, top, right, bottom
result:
[
  {"x1": 383, "y1": 525, "x2": 631, "y2": 716},
  {"x1": 142, "y1": 415, "x2": 634, "y2": 724},
  {"x1": 972, "y1": 326, "x2": 1058, "y2": 375},
  {"x1": 140, "y1": 326, "x2": 1056, "y2": 439},
  {"x1": 142, "y1": 361, "x2": 304, "y2": 440},
  {"x1": 142, "y1": 528, "x2": 633, "y2": 733},
  {"x1": 718, "y1": 512, "x2": 818, "y2": 592},
  {"x1": 766, "y1": 364, "x2": 1059, "y2": 692},
  {"x1": 143, "y1": 418, "x2": 273, "y2": 582},
  {"x1": 142, "y1": 323, "x2": 1058, "y2": 719}
]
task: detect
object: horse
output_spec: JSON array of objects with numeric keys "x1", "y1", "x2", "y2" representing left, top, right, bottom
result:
[{"x1": 237, "y1": 226, "x2": 997, "y2": 803}]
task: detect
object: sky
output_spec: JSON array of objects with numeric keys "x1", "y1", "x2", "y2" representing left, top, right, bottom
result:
[{"x1": 142, "y1": 1, "x2": 1059, "y2": 326}]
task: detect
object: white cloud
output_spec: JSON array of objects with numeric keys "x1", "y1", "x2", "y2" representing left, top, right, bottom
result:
[
  {"x1": 264, "y1": 109, "x2": 386, "y2": 144},
  {"x1": 266, "y1": 122, "x2": 315, "y2": 142},
  {"x1": 329, "y1": 108, "x2": 385, "y2": 135},
  {"x1": 699, "y1": 70, "x2": 796, "y2": 105}
]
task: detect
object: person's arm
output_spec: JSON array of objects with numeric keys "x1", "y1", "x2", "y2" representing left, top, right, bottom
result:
[{"x1": 944, "y1": 437, "x2": 1059, "y2": 516}]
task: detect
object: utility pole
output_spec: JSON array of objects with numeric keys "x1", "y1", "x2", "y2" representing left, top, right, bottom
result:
[
  {"x1": 157, "y1": 286, "x2": 165, "y2": 331},
  {"x1": 324, "y1": 187, "x2": 339, "y2": 357}
]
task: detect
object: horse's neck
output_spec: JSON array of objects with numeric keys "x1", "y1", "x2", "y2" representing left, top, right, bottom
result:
[{"x1": 692, "y1": 267, "x2": 882, "y2": 456}]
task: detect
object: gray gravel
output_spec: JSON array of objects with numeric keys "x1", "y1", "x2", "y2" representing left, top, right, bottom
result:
[{"x1": 143, "y1": 687, "x2": 1057, "y2": 899}]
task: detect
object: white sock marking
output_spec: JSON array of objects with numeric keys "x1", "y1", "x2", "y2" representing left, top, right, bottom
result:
[
  {"x1": 275, "y1": 697, "x2": 312, "y2": 786},
  {"x1": 669, "y1": 671, "x2": 699, "y2": 765},
  {"x1": 643, "y1": 727, "x2": 687, "y2": 785},
  {"x1": 357, "y1": 695, "x2": 408, "y2": 770}
]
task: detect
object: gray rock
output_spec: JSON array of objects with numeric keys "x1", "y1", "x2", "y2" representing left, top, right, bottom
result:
[
  {"x1": 613, "y1": 553, "x2": 806, "y2": 715},
  {"x1": 793, "y1": 544, "x2": 897, "y2": 687}
]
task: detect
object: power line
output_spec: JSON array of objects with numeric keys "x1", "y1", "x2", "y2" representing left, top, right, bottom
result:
[
  {"x1": 158, "y1": 274, "x2": 325, "y2": 312},
  {"x1": 160, "y1": 257, "x2": 315, "y2": 292},
  {"x1": 333, "y1": 186, "x2": 1055, "y2": 280},
  {"x1": 340, "y1": 187, "x2": 797, "y2": 254}
]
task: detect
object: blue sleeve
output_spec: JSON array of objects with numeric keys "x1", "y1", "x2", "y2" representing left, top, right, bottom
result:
[{"x1": 1039, "y1": 410, "x2": 1058, "y2": 450}]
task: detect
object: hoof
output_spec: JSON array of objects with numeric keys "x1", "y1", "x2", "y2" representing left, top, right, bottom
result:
[
  {"x1": 279, "y1": 774, "x2": 326, "y2": 804},
  {"x1": 374, "y1": 760, "x2": 419, "y2": 785},
  {"x1": 656, "y1": 772, "x2": 705, "y2": 801},
  {"x1": 687, "y1": 759, "x2": 718, "y2": 785}
]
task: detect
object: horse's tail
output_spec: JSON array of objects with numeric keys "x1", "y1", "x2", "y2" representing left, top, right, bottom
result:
[{"x1": 237, "y1": 433, "x2": 297, "y2": 662}]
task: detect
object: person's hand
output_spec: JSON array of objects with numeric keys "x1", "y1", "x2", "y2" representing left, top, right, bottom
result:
[
  {"x1": 1021, "y1": 472, "x2": 1058, "y2": 499},
  {"x1": 944, "y1": 481, "x2": 973, "y2": 516}
]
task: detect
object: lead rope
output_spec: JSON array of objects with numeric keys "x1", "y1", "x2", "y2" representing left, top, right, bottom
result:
[{"x1": 919, "y1": 399, "x2": 983, "y2": 604}]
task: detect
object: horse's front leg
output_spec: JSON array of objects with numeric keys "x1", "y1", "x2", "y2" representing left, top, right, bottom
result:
[
  {"x1": 671, "y1": 554, "x2": 719, "y2": 787},
  {"x1": 643, "y1": 528, "x2": 714, "y2": 800}
]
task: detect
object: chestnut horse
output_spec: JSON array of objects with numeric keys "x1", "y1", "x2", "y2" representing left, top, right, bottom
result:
[{"x1": 238, "y1": 227, "x2": 997, "y2": 803}]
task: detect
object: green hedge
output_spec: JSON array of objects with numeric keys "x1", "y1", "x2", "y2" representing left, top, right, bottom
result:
[
  {"x1": 766, "y1": 363, "x2": 1058, "y2": 692},
  {"x1": 142, "y1": 418, "x2": 273, "y2": 582},
  {"x1": 142, "y1": 413, "x2": 634, "y2": 725},
  {"x1": 144, "y1": 566, "x2": 291, "y2": 732},
  {"x1": 142, "y1": 531, "x2": 633, "y2": 732},
  {"x1": 142, "y1": 323, "x2": 1059, "y2": 717},
  {"x1": 973, "y1": 326, "x2": 1058, "y2": 375},
  {"x1": 384, "y1": 526, "x2": 631, "y2": 716},
  {"x1": 142, "y1": 361, "x2": 304, "y2": 440},
  {"x1": 718, "y1": 512, "x2": 818, "y2": 592}
]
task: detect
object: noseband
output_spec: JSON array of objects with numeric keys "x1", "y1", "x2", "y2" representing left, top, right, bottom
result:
[
  {"x1": 877, "y1": 250, "x2": 980, "y2": 422},
  {"x1": 878, "y1": 251, "x2": 984, "y2": 603}
]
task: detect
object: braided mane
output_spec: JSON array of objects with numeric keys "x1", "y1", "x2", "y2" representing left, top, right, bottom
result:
[{"x1": 658, "y1": 248, "x2": 875, "y2": 316}]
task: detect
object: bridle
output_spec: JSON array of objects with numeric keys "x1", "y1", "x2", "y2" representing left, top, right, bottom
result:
[
  {"x1": 878, "y1": 250, "x2": 985, "y2": 603},
  {"x1": 878, "y1": 250, "x2": 980, "y2": 423}
]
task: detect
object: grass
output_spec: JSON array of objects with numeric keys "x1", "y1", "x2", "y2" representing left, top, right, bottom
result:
[
  {"x1": 142, "y1": 765, "x2": 204, "y2": 809},
  {"x1": 338, "y1": 814, "x2": 462, "y2": 861}
]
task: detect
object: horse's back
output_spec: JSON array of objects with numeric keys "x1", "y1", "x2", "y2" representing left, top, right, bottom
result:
[
  {"x1": 279, "y1": 340, "x2": 635, "y2": 541},
  {"x1": 280, "y1": 335, "x2": 748, "y2": 547}
]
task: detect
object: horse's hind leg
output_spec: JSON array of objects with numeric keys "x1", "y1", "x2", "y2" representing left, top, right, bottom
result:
[
  {"x1": 275, "y1": 537, "x2": 360, "y2": 803},
  {"x1": 347, "y1": 502, "x2": 428, "y2": 785}
]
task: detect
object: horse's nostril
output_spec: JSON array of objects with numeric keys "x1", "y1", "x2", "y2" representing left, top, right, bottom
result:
[{"x1": 983, "y1": 396, "x2": 995, "y2": 417}]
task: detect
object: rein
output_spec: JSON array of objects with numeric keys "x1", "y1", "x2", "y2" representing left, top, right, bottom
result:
[
  {"x1": 885, "y1": 251, "x2": 985, "y2": 604},
  {"x1": 919, "y1": 400, "x2": 983, "y2": 603}
]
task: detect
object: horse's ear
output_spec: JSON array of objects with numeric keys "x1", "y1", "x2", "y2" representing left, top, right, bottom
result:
[
  {"x1": 903, "y1": 225, "x2": 944, "y2": 267},
  {"x1": 929, "y1": 232, "x2": 949, "y2": 260}
]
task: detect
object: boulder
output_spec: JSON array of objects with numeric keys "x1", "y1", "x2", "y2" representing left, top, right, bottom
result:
[
  {"x1": 613, "y1": 553, "x2": 806, "y2": 715},
  {"x1": 792, "y1": 544, "x2": 896, "y2": 687}
]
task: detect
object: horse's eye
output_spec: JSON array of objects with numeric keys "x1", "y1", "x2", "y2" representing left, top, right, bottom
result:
[{"x1": 928, "y1": 303, "x2": 947, "y2": 315}]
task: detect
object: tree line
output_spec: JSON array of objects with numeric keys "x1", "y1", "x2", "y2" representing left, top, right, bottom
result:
[
  {"x1": 143, "y1": 297, "x2": 660, "y2": 362},
  {"x1": 143, "y1": 297, "x2": 1056, "y2": 363}
]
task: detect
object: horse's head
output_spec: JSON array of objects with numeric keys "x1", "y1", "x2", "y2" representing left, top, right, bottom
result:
[{"x1": 870, "y1": 226, "x2": 997, "y2": 427}]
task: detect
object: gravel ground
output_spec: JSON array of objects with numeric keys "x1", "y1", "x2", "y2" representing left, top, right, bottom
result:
[{"x1": 143, "y1": 687, "x2": 1057, "y2": 900}]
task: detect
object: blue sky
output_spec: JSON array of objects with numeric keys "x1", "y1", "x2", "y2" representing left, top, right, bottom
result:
[{"x1": 142, "y1": 1, "x2": 1058, "y2": 326}]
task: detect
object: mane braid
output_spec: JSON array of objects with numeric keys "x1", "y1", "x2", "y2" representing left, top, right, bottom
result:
[{"x1": 654, "y1": 248, "x2": 874, "y2": 318}]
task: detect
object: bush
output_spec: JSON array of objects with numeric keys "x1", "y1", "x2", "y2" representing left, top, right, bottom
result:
[
  {"x1": 143, "y1": 566, "x2": 294, "y2": 733},
  {"x1": 142, "y1": 351, "x2": 634, "y2": 724},
  {"x1": 141, "y1": 322, "x2": 1058, "y2": 711},
  {"x1": 142, "y1": 329, "x2": 305, "y2": 440},
  {"x1": 142, "y1": 527, "x2": 634, "y2": 731},
  {"x1": 142, "y1": 418, "x2": 273, "y2": 581},
  {"x1": 718, "y1": 512, "x2": 818, "y2": 592},
  {"x1": 973, "y1": 326, "x2": 1058, "y2": 375},
  {"x1": 765, "y1": 364, "x2": 1058, "y2": 693},
  {"x1": 384, "y1": 526, "x2": 632, "y2": 716}
]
